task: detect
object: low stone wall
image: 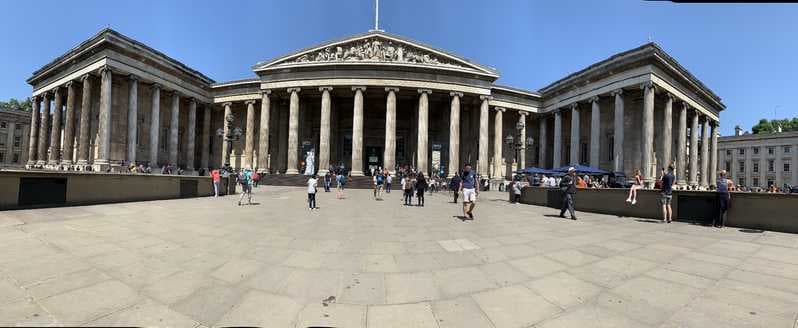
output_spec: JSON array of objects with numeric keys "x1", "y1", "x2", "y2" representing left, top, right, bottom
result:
[
  {"x1": 520, "y1": 187, "x2": 798, "y2": 234},
  {"x1": 0, "y1": 170, "x2": 221, "y2": 210}
]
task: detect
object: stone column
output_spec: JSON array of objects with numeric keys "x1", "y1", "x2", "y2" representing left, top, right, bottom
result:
[
  {"x1": 62, "y1": 81, "x2": 77, "y2": 166},
  {"x1": 538, "y1": 116, "x2": 547, "y2": 168},
  {"x1": 676, "y1": 101, "x2": 688, "y2": 185},
  {"x1": 710, "y1": 121, "x2": 718, "y2": 185},
  {"x1": 493, "y1": 107, "x2": 505, "y2": 179},
  {"x1": 286, "y1": 88, "x2": 301, "y2": 174},
  {"x1": 351, "y1": 86, "x2": 366, "y2": 176},
  {"x1": 700, "y1": 117, "x2": 710, "y2": 188},
  {"x1": 478, "y1": 95, "x2": 490, "y2": 175},
  {"x1": 186, "y1": 98, "x2": 197, "y2": 172},
  {"x1": 518, "y1": 111, "x2": 527, "y2": 171},
  {"x1": 168, "y1": 92, "x2": 180, "y2": 167},
  {"x1": 569, "y1": 103, "x2": 580, "y2": 166},
  {"x1": 612, "y1": 89, "x2": 624, "y2": 173},
  {"x1": 48, "y1": 86, "x2": 63, "y2": 166},
  {"x1": 126, "y1": 75, "x2": 139, "y2": 165},
  {"x1": 661, "y1": 93, "x2": 673, "y2": 171},
  {"x1": 37, "y1": 92, "x2": 50, "y2": 166},
  {"x1": 26, "y1": 95, "x2": 39, "y2": 166},
  {"x1": 200, "y1": 104, "x2": 211, "y2": 170},
  {"x1": 148, "y1": 84, "x2": 161, "y2": 168},
  {"x1": 384, "y1": 87, "x2": 398, "y2": 174},
  {"x1": 641, "y1": 81, "x2": 655, "y2": 186},
  {"x1": 589, "y1": 96, "x2": 600, "y2": 168},
  {"x1": 417, "y1": 89, "x2": 431, "y2": 176},
  {"x1": 76, "y1": 74, "x2": 93, "y2": 167},
  {"x1": 318, "y1": 87, "x2": 333, "y2": 175},
  {"x1": 221, "y1": 102, "x2": 232, "y2": 167},
  {"x1": 258, "y1": 90, "x2": 271, "y2": 173},
  {"x1": 244, "y1": 99, "x2": 256, "y2": 169},
  {"x1": 553, "y1": 110, "x2": 562, "y2": 168},
  {"x1": 448, "y1": 92, "x2": 461, "y2": 177},
  {"x1": 94, "y1": 66, "x2": 113, "y2": 170},
  {"x1": 689, "y1": 110, "x2": 700, "y2": 186}
]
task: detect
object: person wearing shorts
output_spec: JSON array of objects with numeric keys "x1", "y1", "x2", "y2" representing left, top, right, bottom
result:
[
  {"x1": 660, "y1": 164, "x2": 675, "y2": 223},
  {"x1": 460, "y1": 164, "x2": 478, "y2": 219}
]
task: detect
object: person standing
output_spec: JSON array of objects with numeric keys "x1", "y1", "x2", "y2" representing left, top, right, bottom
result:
[
  {"x1": 237, "y1": 169, "x2": 253, "y2": 206},
  {"x1": 211, "y1": 168, "x2": 221, "y2": 197},
  {"x1": 374, "y1": 170, "x2": 385, "y2": 200},
  {"x1": 449, "y1": 173, "x2": 461, "y2": 204},
  {"x1": 512, "y1": 180, "x2": 523, "y2": 204},
  {"x1": 402, "y1": 174, "x2": 413, "y2": 206},
  {"x1": 559, "y1": 167, "x2": 578, "y2": 220},
  {"x1": 460, "y1": 164, "x2": 478, "y2": 219},
  {"x1": 336, "y1": 171, "x2": 346, "y2": 199},
  {"x1": 323, "y1": 172, "x2": 331, "y2": 192},
  {"x1": 416, "y1": 172, "x2": 428, "y2": 206},
  {"x1": 385, "y1": 170, "x2": 392, "y2": 193},
  {"x1": 660, "y1": 164, "x2": 676, "y2": 223},
  {"x1": 307, "y1": 174, "x2": 318, "y2": 210},
  {"x1": 714, "y1": 170, "x2": 734, "y2": 228}
]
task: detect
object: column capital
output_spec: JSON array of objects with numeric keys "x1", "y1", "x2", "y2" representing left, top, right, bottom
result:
[
  {"x1": 244, "y1": 99, "x2": 257, "y2": 106},
  {"x1": 128, "y1": 74, "x2": 139, "y2": 82},
  {"x1": 171, "y1": 90, "x2": 181, "y2": 98},
  {"x1": 385, "y1": 87, "x2": 399, "y2": 93},
  {"x1": 450, "y1": 91, "x2": 463, "y2": 98},
  {"x1": 494, "y1": 106, "x2": 506, "y2": 112},
  {"x1": 52, "y1": 86, "x2": 62, "y2": 97},
  {"x1": 222, "y1": 102, "x2": 233, "y2": 108},
  {"x1": 610, "y1": 88, "x2": 623, "y2": 97},
  {"x1": 286, "y1": 87, "x2": 301, "y2": 94},
  {"x1": 681, "y1": 101, "x2": 690, "y2": 110},
  {"x1": 587, "y1": 96, "x2": 599, "y2": 103},
  {"x1": 31, "y1": 94, "x2": 40, "y2": 102},
  {"x1": 418, "y1": 89, "x2": 432, "y2": 95},
  {"x1": 98, "y1": 65, "x2": 112, "y2": 76},
  {"x1": 80, "y1": 73, "x2": 92, "y2": 83},
  {"x1": 261, "y1": 89, "x2": 272, "y2": 96},
  {"x1": 664, "y1": 92, "x2": 675, "y2": 101},
  {"x1": 518, "y1": 111, "x2": 528, "y2": 117},
  {"x1": 151, "y1": 83, "x2": 161, "y2": 91},
  {"x1": 479, "y1": 95, "x2": 493, "y2": 101},
  {"x1": 569, "y1": 102, "x2": 579, "y2": 111},
  {"x1": 351, "y1": 86, "x2": 367, "y2": 92},
  {"x1": 319, "y1": 86, "x2": 333, "y2": 92},
  {"x1": 188, "y1": 97, "x2": 197, "y2": 105},
  {"x1": 65, "y1": 80, "x2": 75, "y2": 89},
  {"x1": 640, "y1": 80, "x2": 655, "y2": 91}
]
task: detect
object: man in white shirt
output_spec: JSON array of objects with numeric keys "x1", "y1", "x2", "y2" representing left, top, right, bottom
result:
[{"x1": 307, "y1": 175, "x2": 318, "y2": 210}]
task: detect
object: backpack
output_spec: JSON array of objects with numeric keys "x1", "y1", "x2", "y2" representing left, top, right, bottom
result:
[
  {"x1": 376, "y1": 175, "x2": 385, "y2": 184},
  {"x1": 252, "y1": 172, "x2": 260, "y2": 181}
]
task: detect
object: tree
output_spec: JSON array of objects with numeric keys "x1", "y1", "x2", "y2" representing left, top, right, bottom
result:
[
  {"x1": 0, "y1": 97, "x2": 32, "y2": 111},
  {"x1": 752, "y1": 117, "x2": 798, "y2": 134}
]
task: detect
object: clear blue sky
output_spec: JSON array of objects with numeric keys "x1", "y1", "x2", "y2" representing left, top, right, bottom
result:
[{"x1": 1, "y1": 0, "x2": 796, "y2": 136}]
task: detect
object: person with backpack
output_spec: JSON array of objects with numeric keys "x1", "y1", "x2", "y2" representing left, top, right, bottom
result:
[
  {"x1": 415, "y1": 172, "x2": 428, "y2": 206},
  {"x1": 237, "y1": 169, "x2": 253, "y2": 206}
]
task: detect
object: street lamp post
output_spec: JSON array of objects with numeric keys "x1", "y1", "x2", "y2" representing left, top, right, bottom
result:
[
  {"x1": 505, "y1": 121, "x2": 534, "y2": 179},
  {"x1": 216, "y1": 112, "x2": 243, "y2": 194}
]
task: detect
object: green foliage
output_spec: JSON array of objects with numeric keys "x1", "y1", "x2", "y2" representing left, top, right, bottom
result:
[
  {"x1": 0, "y1": 97, "x2": 32, "y2": 111},
  {"x1": 752, "y1": 117, "x2": 798, "y2": 134}
]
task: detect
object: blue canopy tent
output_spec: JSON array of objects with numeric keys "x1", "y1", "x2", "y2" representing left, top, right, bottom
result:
[
  {"x1": 515, "y1": 167, "x2": 555, "y2": 175},
  {"x1": 551, "y1": 165, "x2": 609, "y2": 175}
]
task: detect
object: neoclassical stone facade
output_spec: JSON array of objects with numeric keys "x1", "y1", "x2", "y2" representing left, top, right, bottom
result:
[
  {"x1": 718, "y1": 130, "x2": 798, "y2": 189},
  {"x1": 26, "y1": 28, "x2": 724, "y2": 187}
]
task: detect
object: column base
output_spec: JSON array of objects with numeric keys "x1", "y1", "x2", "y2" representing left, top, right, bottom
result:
[
  {"x1": 349, "y1": 170, "x2": 364, "y2": 177},
  {"x1": 285, "y1": 169, "x2": 299, "y2": 175}
]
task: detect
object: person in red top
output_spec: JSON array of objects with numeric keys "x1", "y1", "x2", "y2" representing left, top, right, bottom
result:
[{"x1": 211, "y1": 169, "x2": 221, "y2": 197}]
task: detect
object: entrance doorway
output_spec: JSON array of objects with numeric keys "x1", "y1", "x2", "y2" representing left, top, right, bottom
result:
[{"x1": 366, "y1": 146, "x2": 382, "y2": 175}]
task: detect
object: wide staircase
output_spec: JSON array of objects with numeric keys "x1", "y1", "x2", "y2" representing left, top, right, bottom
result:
[{"x1": 260, "y1": 174, "x2": 375, "y2": 189}]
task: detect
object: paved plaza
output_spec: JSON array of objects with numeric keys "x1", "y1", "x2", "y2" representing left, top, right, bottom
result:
[{"x1": 1, "y1": 186, "x2": 797, "y2": 327}]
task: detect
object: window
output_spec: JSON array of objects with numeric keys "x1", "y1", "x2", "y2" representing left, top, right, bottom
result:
[
  {"x1": 739, "y1": 161, "x2": 745, "y2": 173},
  {"x1": 767, "y1": 179, "x2": 774, "y2": 187},
  {"x1": 0, "y1": 133, "x2": 5, "y2": 146},
  {"x1": 12, "y1": 153, "x2": 19, "y2": 163},
  {"x1": 0, "y1": 121, "x2": 6, "y2": 129},
  {"x1": 739, "y1": 177, "x2": 746, "y2": 187},
  {"x1": 785, "y1": 163, "x2": 791, "y2": 172},
  {"x1": 0, "y1": 152, "x2": 4, "y2": 162},
  {"x1": 738, "y1": 149, "x2": 745, "y2": 156},
  {"x1": 725, "y1": 161, "x2": 731, "y2": 171},
  {"x1": 13, "y1": 136, "x2": 21, "y2": 148},
  {"x1": 768, "y1": 160, "x2": 775, "y2": 172},
  {"x1": 784, "y1": 146, "x2": 792, "y2": 154},
  {"x1": 768, "y1": 147, "x2": 775, "y2": 155},
  {"x1": 726, "y1": 150, "x2": 732, "y2": 157},
  {"x1": 753, "y1": 177, "x2": 760, "y2": 187},
  {"x1": 753, "y1": 147, "x2": 760, "y2": 155},
  {"x1": 753, "y1": 162, "x2": 759, "y2": 173}
]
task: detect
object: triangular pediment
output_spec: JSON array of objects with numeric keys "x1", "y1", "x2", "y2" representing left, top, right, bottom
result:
[{"x1": 253, "y1": 31, "x2": 498, "y2": 78}]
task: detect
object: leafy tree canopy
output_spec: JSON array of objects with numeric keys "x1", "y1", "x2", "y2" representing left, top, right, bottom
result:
[
  {"x1": 0, "y1": 97, "x2": 32, "y2": 111},
  {"x1": 752, "y1": 117, "x2": 798, "y2": 134}
]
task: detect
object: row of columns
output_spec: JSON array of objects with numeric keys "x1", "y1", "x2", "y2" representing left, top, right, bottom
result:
[
  {"x1": 542, "y1": 82, "x2": 719, "y2": 188},
  {"x1": 27, "y1": 66, "x2": 212, "y2": 173}
]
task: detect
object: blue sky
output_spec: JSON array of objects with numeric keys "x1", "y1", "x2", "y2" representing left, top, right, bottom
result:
[{"x1": 1, "y1": 0, "x2": 796, "y2": 136}]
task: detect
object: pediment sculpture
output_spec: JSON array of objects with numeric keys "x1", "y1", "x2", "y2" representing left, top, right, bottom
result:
[{"x1": 282, "y1": 37, "x2": 467, "y2": 69}]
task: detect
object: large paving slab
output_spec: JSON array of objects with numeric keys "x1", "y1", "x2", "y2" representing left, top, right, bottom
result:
[{"x1": 0, "y1": 186, "x2": 797, "y2": 327}]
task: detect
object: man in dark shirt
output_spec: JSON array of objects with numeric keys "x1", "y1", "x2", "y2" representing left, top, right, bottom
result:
[
  {"x1": 559, "y1": 167, "x2": 577, "y2": 220},
  {"x1": 660, "y1": 164, "x2": 676, "y2": 223}
]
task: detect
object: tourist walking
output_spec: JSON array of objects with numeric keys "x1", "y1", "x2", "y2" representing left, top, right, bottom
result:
[
  {"x1": 402, "y1": 174, "x2": 414, "y2": 206},
  {"x1": 237, "y1": 169, "x2": 253, "y2": 206},
  {"x1": 323, "y1": 172, "x2": 332, "y2": 192},
  {"x1": 460, "y1": 164, "x2": 478, "y2": 219},
  {"x1": 449, "y1": 173, "x2": 461, "y2": 204},
  {"x1": 714, "y1": 170, "x2": 734, "y2": 228},
  {"x1": 660, "y1": 164, "x2": 675, "y2": 223},
  {"x1": 385, "y1": 171, "x2": 392, "y2": 193},
  {"x1": 416, "y1": 173, "x2": 428, "y2": 206},
  {"x1": 559, "y1": 167, "x2": 577, "y2": 220},
  {"x1": 626, "y1": 168, "x2": 643, "y2": 205},
  {"x1": 307, "y1": 174, "x2": 318, "y2": 210},
  {"x1": 336, "y1": 171, "x2": 346, "y2": 199},
  {"x1": 211, "y1": 168, "x2": 221, "y2": 197},
  {"x1": 374, "y1": 170, "x2": 385, "y2": 200}
]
